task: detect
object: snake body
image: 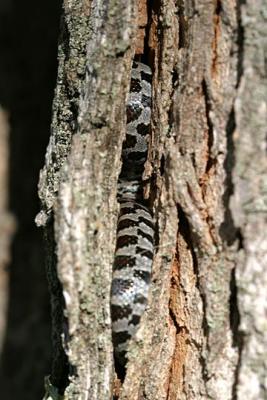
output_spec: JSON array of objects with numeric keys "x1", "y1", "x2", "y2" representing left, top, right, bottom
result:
[{"x1": 111, "y1": 61, "x2": 154, "y2": 365}]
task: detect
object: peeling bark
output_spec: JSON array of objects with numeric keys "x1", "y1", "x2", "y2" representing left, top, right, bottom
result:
[{"x1": 38, "y1": 0, "x2": 267, "y2": 399}]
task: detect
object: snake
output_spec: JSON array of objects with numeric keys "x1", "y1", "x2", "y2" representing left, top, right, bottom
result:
[{"x1": 111, "y1": 61, "x2": 154, "y2": 366}]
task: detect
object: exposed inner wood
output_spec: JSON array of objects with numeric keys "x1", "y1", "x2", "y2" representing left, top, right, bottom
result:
[{"x1": 135, "y1": 0, "x2": 148, "y2": 54}]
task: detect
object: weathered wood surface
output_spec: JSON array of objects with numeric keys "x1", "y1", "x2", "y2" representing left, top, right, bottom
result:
[
  {"x1": 38, "y1": 0, "x2": 267, "y2": 399},
  {"x1": 231, "y1": 0, "x2": 267, "y2": 397}
]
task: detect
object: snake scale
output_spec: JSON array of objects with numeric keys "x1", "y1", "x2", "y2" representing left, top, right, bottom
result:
[{"x1": 111, "y1": 61, "x2": 154, "y2": 366}]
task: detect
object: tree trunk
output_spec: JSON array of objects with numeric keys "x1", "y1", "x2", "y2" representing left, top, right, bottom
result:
[{"x1": 38, "y1": 0, "x2": 267, "y2": 399}]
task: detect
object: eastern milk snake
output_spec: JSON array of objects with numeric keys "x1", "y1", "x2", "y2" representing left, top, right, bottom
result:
[{"x1": 111, "y1": 61, "x2": 154, "y2": 365}]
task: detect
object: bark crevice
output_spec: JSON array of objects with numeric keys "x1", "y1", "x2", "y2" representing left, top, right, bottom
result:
[
  {"x1": 37, "y1": 0, "x2": 266, "y2": 398},
  {"x1": 229, "y1": 268, "x2": 244, "y2": 400}
]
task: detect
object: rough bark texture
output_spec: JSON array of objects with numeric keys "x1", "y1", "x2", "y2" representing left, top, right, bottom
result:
[
  {"x1": 231, "y1": 0, "x2": 267, "y2": 397},
  {"x1": 38, "y1": 1, "x2": 138, "y2": 398},
  {"x1": 38, "y1": 0, "x2": 267, "y2": 399}
]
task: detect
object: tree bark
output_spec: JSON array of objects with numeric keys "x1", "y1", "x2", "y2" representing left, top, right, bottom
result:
[{"x1": 38, "y1": 0, "x2": 267, "y2": 399}]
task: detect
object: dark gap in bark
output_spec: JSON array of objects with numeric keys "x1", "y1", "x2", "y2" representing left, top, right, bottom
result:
[
  {"x1": 44, "y1": 220, "x2": 70, "y2": 393},
  {"x1": 62, "y1": 76, "x2": 80, "y2": 135},
  {"x1": 219, "y1": 108, "x2": 237, "y2": 245},
  {"x1": 148, "y1": 150, "x2": 161, "y2": 220},
  {"x1": 113, "y1": 391, "x2": 120, "y2": 400},
  {"x1": 153, "y1": 205, "x2": 160, "y2": 257},
  {"x1": 236, "y1": 0, "x2": 245, "y2": 87},
  {"x1": 211, "y1": 0, "x2": 222, "y2": 75},
  {"x1": 167, "y1": 103, "x2": 174, "y2": 139},
  {"x1": 202, "y1": 79, "x2": 215, "y2": 174},
  {"x1": 236, "y1": 228, "x2": 244, "y2": 250},
  {"x1": 91, "y1": 119, "x2": 108, "y2": 129},
  {"x1": 160, "y1": 154, "x2": 165, "y2": 176},
  {"x1": 172, "y1": 68, "x2": 179, "y2": 89},
  {"x1": 116, "y1": 49, "x2": 127, "y2": 58},
  {"x1": 229, "y1": 269, "x2": 241, "y2": 347},
  {"x1": 113, "y1": 358, "x2": 126, "y2": 385},
  {"x1": 220, "y1": 104, "x2": 244, "y2": 398},
  {"x1": 198, "y1": 352, "x2": 210, "y2": 389},
  {"x1": 166, "y1": 67, "x2": 178, "y2": 138},
  {"x1": 169, "y1": 243, "x2": 182, "y2": 332},
  {"x1": 64, "y1": 76, "x2": 82, "y2": 100},
  {"x1": 143, "y1": 0, "x2": 156, "y2": 67},
  {"x1": 215, "y1": 0, "x2": 222, "y2": 15},
  {"x1": 176, "y1": 0, "x2": 187, "y2": 49},
  {"x1": 70, "y1": 106, "x2": 79, "y2": 133},
  {"x1": 220, "y1": 106, "x2": 245, "y2": 397},
  {"x1": 230, "y1": 268, "x2": 244, "y2": 400}
]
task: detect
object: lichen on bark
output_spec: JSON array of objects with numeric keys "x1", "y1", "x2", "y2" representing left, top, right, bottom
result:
[{"x1": 38, "y1": 0, "x2": 267, "y2": 399}]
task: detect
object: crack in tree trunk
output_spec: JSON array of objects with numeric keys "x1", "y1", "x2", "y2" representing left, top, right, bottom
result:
[{"x1": 38, "y1": 0, "x2": 267, "y2": 399}]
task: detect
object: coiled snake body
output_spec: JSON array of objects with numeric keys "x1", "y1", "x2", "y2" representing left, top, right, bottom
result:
[{"x1": 111, "y1": 61, "x2": 154, "y2": 365}]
